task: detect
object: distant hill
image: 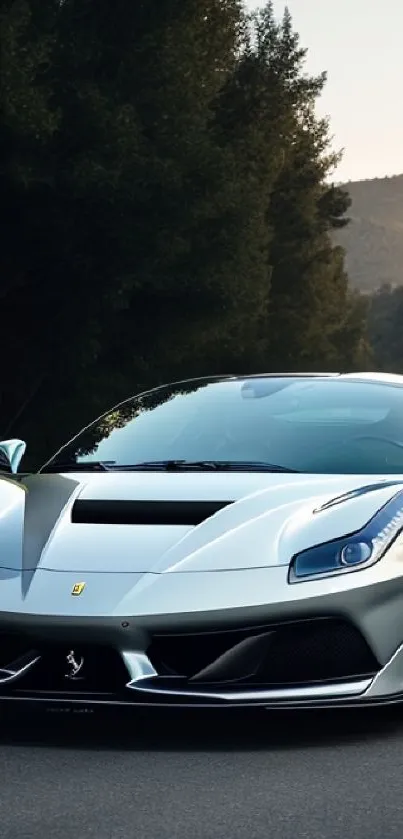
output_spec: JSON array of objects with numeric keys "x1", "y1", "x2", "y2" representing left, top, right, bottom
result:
[{"x1": 334, "y1": 173, "x2": 403, "y2": 292}]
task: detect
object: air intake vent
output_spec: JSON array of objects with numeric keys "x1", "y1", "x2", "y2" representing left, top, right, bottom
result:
[
  {"x1": 148, "y1": 618, "x2": 379, "y2": 685},
  {"x1": 71, "y1": 499, "x2": 232, "y2": 525}
]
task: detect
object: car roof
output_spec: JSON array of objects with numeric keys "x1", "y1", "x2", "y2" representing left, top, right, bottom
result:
[
  {"x1": 340, "y1": 372, "x2": 403, "y2": 385},
  {"x1": 234, "y1": 372, "x2": 403, "y2": 386},
  {"x1": 120, "y1": 372, "x2": 403, "y2": 407}
]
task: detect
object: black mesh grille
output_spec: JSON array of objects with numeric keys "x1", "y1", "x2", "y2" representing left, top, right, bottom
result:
[
  {"x1": 0, "y1": 638, "x2": 129, "y2": 696},
  {"x1": 147, "y1": 618, "x2": 379, "y2": 686}
]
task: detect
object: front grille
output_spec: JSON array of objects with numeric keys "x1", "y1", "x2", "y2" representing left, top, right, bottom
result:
[
  {"x1": 147, "y1": 618, "x2": 380, "y2": 686},
  {"x1": 20, "y1": 646, "x2": 129, "y2": 694},
  {"x1": 0, "y1": 636, "x2": 129, "y2": 696}
]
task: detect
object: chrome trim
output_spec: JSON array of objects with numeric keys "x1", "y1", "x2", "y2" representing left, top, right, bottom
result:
[
  {"x1": 122, "y1": 651, "x2": 371, "y2": 701},
  {"x1": 0, "y1": 692, "x2": 390, "y2": 710},
  {"x1": 130, "y1": 678, "x2": 372, "y2": 702},
  {"x1": 122, "y1": 651, "x2": 158, "y2": 683},
  {"x1": 364, "y1": 641, "x2": 403, "y2": 697},
  {"x1": 0, "y1": 653, "x2": 40, "y2": 684}
]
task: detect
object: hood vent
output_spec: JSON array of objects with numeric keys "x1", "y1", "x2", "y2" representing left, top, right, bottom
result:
[
  {"x1": 314, "y1": 480, "x2": 403, "y2": 513},
  {"x1": 71, "y1": 499, "x2": 232, "y2": 526}
]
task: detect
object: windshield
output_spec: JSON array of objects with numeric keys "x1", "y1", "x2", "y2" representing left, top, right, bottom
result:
[{"x1": 43, "y1": 376, "x2": 403, "y2": 474}]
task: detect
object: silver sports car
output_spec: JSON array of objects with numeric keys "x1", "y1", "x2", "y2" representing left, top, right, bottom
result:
[{"x1": 2, "y1": 371, "x2": 403, "y2": 712}]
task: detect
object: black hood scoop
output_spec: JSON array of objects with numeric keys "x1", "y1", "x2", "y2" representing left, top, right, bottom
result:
[{"x1": 71, "y1": 499, "x2": 233, "y2": 526}]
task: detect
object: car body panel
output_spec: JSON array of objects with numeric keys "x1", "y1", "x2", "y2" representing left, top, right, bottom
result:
[
  {"x1": 3, "y1": 472, "x2": 403, "y2": 577},
  {"x1": 3, "y1": 372, "x2": 403, "y2": 710}
]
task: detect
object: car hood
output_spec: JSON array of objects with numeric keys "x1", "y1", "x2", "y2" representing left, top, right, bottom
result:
[{"x1": 1, "y1": 470, "x2": 403, "y2": 575}]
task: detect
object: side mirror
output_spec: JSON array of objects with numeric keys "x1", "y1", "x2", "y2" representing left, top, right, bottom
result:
[{"x1": 0, "y1": 439, "x2": 27, "y2": 474}]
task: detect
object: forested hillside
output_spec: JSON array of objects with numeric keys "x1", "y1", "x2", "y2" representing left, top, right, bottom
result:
[{"x1": 336, "y1": 174, "x2": 403, "y2": 291}]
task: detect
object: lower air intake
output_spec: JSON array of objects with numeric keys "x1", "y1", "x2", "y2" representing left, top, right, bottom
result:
[{"x1": 147, "y1": 618, "x2": 379, "y2": 686}]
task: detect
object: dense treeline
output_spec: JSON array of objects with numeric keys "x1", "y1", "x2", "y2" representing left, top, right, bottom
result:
[
  {"x1": 0, "y1": 0, "x2": 373, "y2": 465},
  {"x1": 367, "y1": 285, "x2": 403, "y2": 373}
]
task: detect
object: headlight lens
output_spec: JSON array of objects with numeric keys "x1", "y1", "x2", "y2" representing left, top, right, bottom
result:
[
  {"x1": 289, "y1": 489, "x2": 403, "y2": 583},
  {"x1": 340, "y1": 542, "x2": 373, "y2": 565}
]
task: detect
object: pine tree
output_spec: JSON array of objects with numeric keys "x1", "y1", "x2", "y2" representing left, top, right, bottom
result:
[
  {"x1": 237, "y1": 3, "x2": 370, "y2": 372},
  {"x1": 2, "y1": 0, "x2": 272, "y2": 464}
]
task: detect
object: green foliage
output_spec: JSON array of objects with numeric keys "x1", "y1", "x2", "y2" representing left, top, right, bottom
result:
[
  {"x1": 238, "y1": 6, "x2": 365, "y2": 371},
  {"x1": 0, "y1": 0, "x2": 372, "y2": 467},
  {"x1": 367, "y1": 285, "x2": 403, "y2": 372}
]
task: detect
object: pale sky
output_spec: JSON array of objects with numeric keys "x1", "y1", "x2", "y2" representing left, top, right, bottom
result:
[{"x1": 247, "y1": 0, "x2": 403, "y2": 182}]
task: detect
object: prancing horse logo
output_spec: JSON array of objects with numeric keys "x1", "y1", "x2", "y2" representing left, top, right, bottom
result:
[{"x1": 65, "y1": 650, "x2": 85, "y2": 680}]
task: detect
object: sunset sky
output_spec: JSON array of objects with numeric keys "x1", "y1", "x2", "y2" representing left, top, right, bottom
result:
[{"x1": 247, "y1": 0, "x2": 403, "y2": 183}]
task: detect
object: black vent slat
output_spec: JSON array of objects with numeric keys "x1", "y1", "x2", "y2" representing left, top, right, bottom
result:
[
  {"x1": 189, "y1": 632, "x2": 274, "y2": 683},
  {"x1": 71, "y1": 499, "x2": 231, "y2": 525}
]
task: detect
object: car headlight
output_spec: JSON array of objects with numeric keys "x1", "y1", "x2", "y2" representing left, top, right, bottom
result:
[{"x1": 289, "y1": 489, "x2": 403, "y2": 583}]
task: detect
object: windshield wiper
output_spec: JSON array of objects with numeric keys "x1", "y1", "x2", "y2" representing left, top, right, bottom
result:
[
  {"x1": 40, "y1": 461, "x2": 116, "y2": 473},
  {"x1": 40, "y1": 459, "x2": 300, "y2": 474},
  {"x1": 112, "y1": 460, "x2": 300, "y2": 473}
]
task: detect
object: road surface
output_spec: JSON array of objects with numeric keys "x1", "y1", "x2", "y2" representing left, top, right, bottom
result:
[{"x1": 0, "y1": 707, "x2": 403, "y2": 839}]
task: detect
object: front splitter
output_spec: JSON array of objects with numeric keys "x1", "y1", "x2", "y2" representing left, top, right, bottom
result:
[{"x1": 1, "y1": 686, "x2": 403, "y2": 712}]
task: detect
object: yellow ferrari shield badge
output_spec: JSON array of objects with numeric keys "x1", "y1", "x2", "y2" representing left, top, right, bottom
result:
[{"x1": 71, "y1": 582, "x2": 86, "y2": 596}]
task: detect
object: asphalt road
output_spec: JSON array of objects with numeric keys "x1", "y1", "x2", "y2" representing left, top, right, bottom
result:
[{"x1": 1, "y1": 706, "x2": 403, "y2": 839}]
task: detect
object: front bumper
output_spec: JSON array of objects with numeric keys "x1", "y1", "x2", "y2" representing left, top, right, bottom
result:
[
  {"x1": 0, "y1": 614, "x2": 403, "y2": 711},
  {"x1": 2, "y1": 561, "x2": 403, "y2": 710},
  {"x1": 1, "y1": 646, "x2": 403, "y2": 711}
]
